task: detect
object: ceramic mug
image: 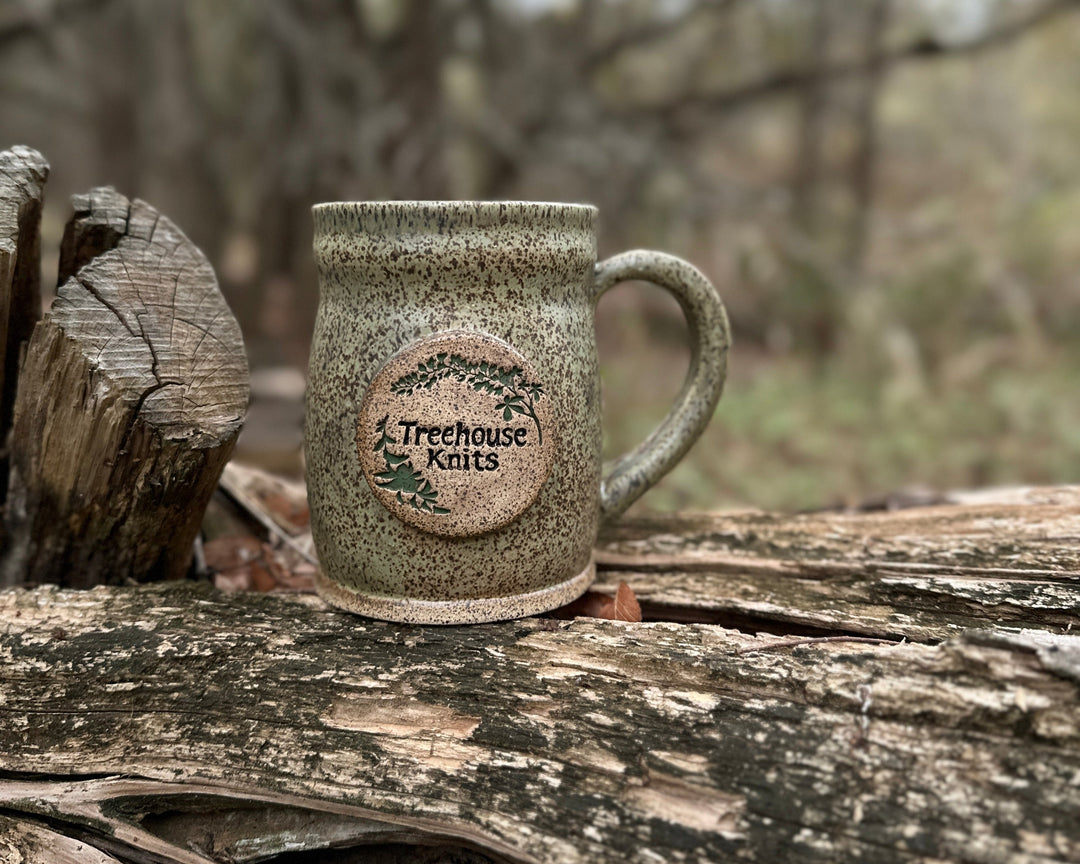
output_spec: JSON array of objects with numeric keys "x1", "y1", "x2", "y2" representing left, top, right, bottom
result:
[{"x1": 306, "y1": 201, "x2": 730, "y2": 624}]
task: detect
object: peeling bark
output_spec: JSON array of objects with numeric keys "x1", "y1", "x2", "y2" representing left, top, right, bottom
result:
[
  {"x1": 1, "y1": 187, "x2": 249, "y2": 588},
  {"x1": 0, "y1": 581, "x2": 1077, "y2": 863}
]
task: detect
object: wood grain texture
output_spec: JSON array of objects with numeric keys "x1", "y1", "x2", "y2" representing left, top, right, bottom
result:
[
  {"x1": 0, "y1": 145, "x2": 48, "y2": 488},
  {"x1": 1, "y1": 187, "x2": 248, "y2": 588},
  {"x1": 0, "y1": 582, "x2": 1077, "y2": 864},
  {"x1": 0, "y1": 815, "x2": 122, "y2": 864},
  {"x1": 595, "y1": 485, "x2": 1080, "y2": 641}
]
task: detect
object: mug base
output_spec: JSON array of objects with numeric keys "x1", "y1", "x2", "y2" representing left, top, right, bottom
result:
[{"x1": 314, "y1": 557, "x2": 596, "y2": 625}]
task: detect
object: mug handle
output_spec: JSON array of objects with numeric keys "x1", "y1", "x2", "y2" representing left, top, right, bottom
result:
[{"x1": 593, "y1": 250, "x2": 731, "y2": 522}]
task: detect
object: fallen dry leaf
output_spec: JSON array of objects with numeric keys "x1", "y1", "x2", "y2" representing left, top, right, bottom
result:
[
  {"x1": 204, "y1": 535, "x2": 262, "y2": 574},
  {"x1": 212, "y1": 567, "x2": 253, "y2": 593},
  {"x1": 260, "y1": 490, "x2": 310, "y2": 533},
  {"x1": 550, "y1": 582, "x2": 642, "y2": 622},
  {"x1": 248, "y1": 558, "x2": 277, "y2": 592},
  {"x1": 205, "y1": 535, "x2": 311, "y2": 593},
  {"x1": 612, "y1": 581, "x2": 643, "y2": 622}
]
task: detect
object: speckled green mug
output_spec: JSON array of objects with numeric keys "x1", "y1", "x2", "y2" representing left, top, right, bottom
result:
[{"x1": 306, "y1": 201, "x2": 729, "y2": 624}]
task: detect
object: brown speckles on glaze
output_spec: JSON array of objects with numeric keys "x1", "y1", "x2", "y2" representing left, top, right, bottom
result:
[{"x1": 306, "y1": 201, "x2": 729, "y2": 624}]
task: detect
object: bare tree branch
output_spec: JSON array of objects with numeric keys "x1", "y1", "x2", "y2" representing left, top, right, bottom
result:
[
  {"x1": 582, "y1": 0, "x2": 738, "y2": 72},
  {"x1": 0, "y1": 0, "x2": 113, "y2": 49},
  {"x1": 620, "y1": 0, "x2": 1080, "y2": 119},
  {"x1": 846, "y1": 0, "x2": 892, "y2": 273}
]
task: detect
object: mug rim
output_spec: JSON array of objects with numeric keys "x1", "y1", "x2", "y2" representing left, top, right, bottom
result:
[
  {"x1": 313, "y1": 200, "x2": 598, "y2": 236},
  {"x1": 313, "y1": 200, "x2": 598, "y2": 215}
]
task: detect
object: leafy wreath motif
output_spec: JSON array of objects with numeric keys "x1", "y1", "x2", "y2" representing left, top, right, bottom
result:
[
  {"x1": 371, "y1": 415, "x2": 450, "y2": 514},
  {"x1": 390, "y1": 352, "x2": 545, "y2": 443}
]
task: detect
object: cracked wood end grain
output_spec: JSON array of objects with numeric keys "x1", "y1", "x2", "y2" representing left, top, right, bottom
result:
[
  {"x1": 1, "y1": 186, "x2": 249, "y2": 588},
  {"x1": 0, "y1": 145, "x2": 48, "y2": 491},
  {"x1": 0, "y1": 583, "x2": 1077, "y2": 863}
]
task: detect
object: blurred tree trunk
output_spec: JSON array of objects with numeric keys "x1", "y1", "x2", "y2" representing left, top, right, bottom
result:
[
  {"x1": 845, "y1": 0, "x2": 891, "y2": 275},
  {"x1": 789, "y1": 0, "x2": 836, "y2": 355},
  {"x1": 93, "y1": 1, "x2": 140, "y2": 198},
  {"x1": 101, "y1": 0, "x2": 230, "y2": 265},
  {"x1": 791, "y1": 0, "x2": 830, "y2": 237}
]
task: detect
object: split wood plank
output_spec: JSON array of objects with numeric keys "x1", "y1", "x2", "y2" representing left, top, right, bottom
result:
[{"x1": 595, "y1": 485, "x2": 1080, "y2": 641}]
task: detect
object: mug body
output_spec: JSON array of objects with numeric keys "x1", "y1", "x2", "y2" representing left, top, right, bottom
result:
[{"x1": 306, "y1": 201, "x2": 601, "y2": 623}]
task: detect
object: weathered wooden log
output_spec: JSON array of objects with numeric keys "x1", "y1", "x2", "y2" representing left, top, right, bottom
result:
[
  {"x1": 0, "y1": 487, "x2": 1078, "y2": 863},
  {"x1": 596, "y1": 485, "x2": 1080, "y2": 641},
  {"x1": 1, "y1": 186, "x2": 249, "y2": 588},
  {"x1": 0, "y1": 583, "x2": 1077, "y2": 864},
  {"x1": 0, "y1": 145, "x2": 48, "y2": 489}
]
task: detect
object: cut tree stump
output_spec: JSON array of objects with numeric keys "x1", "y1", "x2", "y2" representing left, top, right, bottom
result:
[
  {"x1": 0, "y1": 486, "x2": 1077, "y2": 863},
  {"x1": 0, "y1": 145, "x2": 48, "y2": 489},
  {"x1": 1, "y1": 186, "x2": 249, "y2": 588}
]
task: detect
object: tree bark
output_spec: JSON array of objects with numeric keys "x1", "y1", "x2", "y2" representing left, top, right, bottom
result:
[
  {"x1": 0, "y1": 145, "x2": 49, "y2": 492},
  {"x1": 1, "y1": 186, "x2": 249, "y2": 589},
  {"x1": 0, "y1": 487, "x2": 1078, "y2": 863}
]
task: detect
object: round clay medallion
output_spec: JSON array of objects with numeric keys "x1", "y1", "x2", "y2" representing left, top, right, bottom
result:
[{"x1": 357, "y1": 331, "x2": 557, "y2": 537}]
